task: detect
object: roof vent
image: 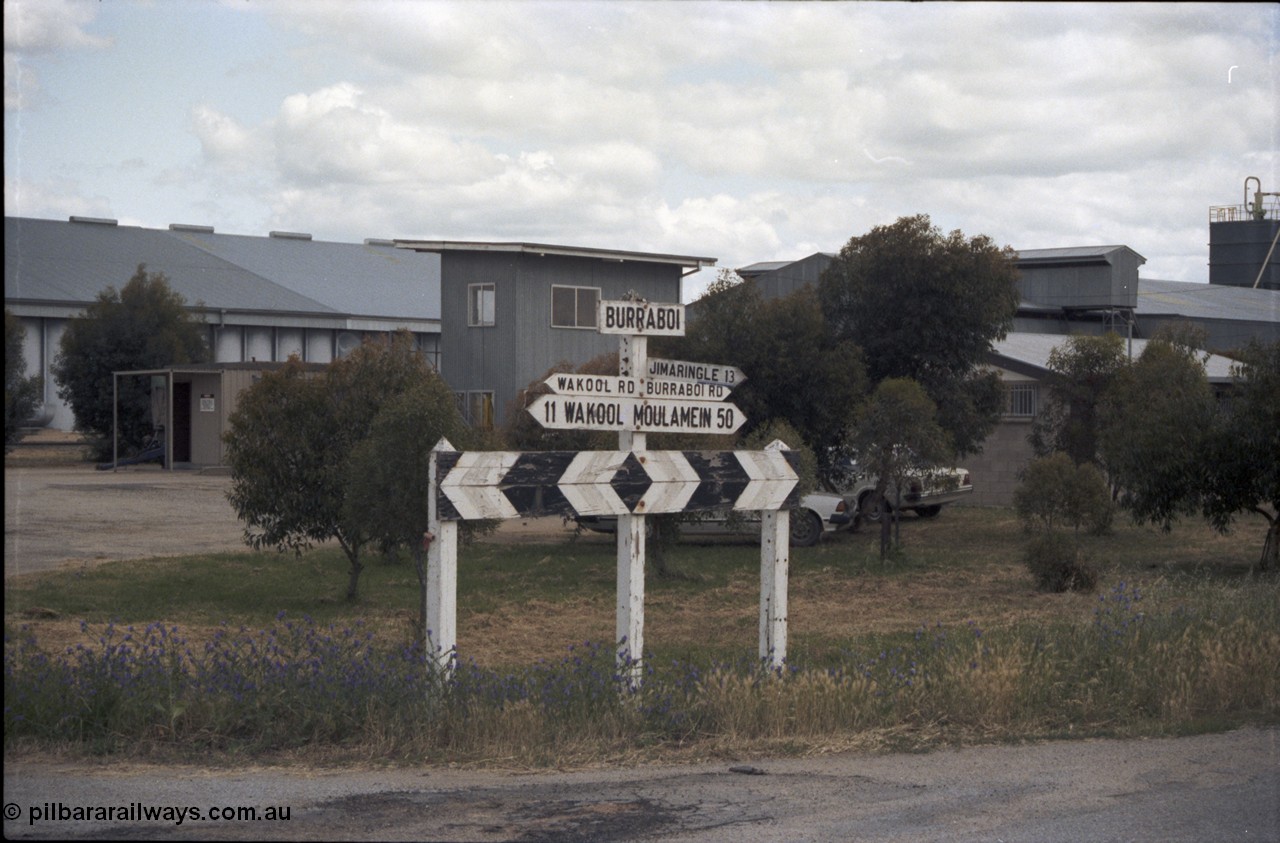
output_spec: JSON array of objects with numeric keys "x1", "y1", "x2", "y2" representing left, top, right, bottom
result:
[
  {"x1": 269, "y1": 230, "x2": 312, "y2": 241},
  {"x1": 169, "y1": 223, "x2": 214, "y2": 233},
  {"x1": 69, "y1": 216, "x2": 118, "y2": 226}
]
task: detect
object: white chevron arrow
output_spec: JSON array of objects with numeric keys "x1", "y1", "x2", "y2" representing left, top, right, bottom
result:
[
  {"x1": 558, "y1": 451, "x2": 631, "y2": 516},
  {"x1": 733, "y1": 449, "x2": 799, "y2": 511},
  {"x1": 439, "y1": 452, "x2": 521, "y2": 520},
  {"x1": 633, "y1": 451, "x2": 701, "y2": 515}
]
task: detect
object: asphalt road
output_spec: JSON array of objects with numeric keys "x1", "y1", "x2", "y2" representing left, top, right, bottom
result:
[{"x1": 4, "y1": 728, "x2": 1277, "y2": 841}]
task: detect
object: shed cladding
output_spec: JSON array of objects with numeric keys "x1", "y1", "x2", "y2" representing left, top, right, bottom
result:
[
  {"x1": 399, "y1": 240, "x2": 715, "y2": 428},
  {"x1": 6, "y1": 216, "x2": 441, "y2": 321}
]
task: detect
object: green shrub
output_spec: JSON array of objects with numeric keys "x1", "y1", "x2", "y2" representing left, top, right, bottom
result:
[
  {"x1": 1014, "y1": 452, "x2": 1113, "y2": 535},
  {"x1": 1024, "y1": 532, "x2": 1098, "y2": 593}
]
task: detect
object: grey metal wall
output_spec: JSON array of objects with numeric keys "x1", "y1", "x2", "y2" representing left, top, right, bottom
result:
[
  {"x1": 439, "y1": 251, "x2": 683, "y2": 427},
  {"x1": 756, "y1": 253, "x2": 833, "y2": 300},
  {"x1": 1017, "y1": 259, "x2": 1138, "y2": 310},
  {"x1": 1210, "y1": 220, "x2": 1280, "y2": 290}
]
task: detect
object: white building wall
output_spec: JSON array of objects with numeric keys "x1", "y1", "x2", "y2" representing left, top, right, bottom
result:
[
  {"x1": 306, "y1": 329, "x2": 333, "y2": 363},
  {"x1": 276, "y1": 328, "x2": 304, "y2": 361}
]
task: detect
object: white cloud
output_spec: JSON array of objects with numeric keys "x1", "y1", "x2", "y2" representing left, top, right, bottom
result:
[
  {"x1": 3, "y1": 0, "x2": 111, "y2": 53},
  {"x1": 7, "y1": 1, "x2": 1277, "y2": 297},
  {"x1": 4, "y1": 0, "x2": 110, "y2": 112},
  {"x1": 190, "y1": 105, "x2": 257, "y2": 171}
]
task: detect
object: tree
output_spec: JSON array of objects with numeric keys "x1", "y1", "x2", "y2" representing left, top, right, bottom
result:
[
  {"x1": 1201, "y1": 339, "x2": 1280, "y2": 569},
  {"x1": 50, "y1": 266, "x2": 209, "y2": 459},
  {"x1": 1098, "y1": 333, "x2": 1216, "y2": 530},
  {"x1": 1029, "y1": 333, "x2": 1129, "y2": 466},
  {"x1": 850, "y1": 378, "x2": 952, "y2": 558},
  {"x1": 1014, "y1": 452, "x2": 1113, "y2": 536},
  {"x1": 224, "y1": 332, "x2": 448, "y2": 600},
  {"x1": 5, "y1": 309, "x2": 43, "y2": 452},
  {"x1": 818, "y1": 214, "x2": 1021, "y2": 456},
  {"x1": 501, "y1": 352, "x2": 621, "y2": 453},
  {"x1": 661, "y1": 274, "x2": 866, "y2": 475},
  {"x1": 344, "y1": 376, "x2": 479, "y2": 642}
]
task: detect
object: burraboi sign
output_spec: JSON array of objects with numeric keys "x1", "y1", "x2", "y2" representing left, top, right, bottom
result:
[{"x1": 597, "y1": 299, "x2": 685, "y2": 336}]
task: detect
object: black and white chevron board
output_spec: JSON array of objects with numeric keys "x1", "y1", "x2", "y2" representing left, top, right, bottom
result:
[{"x1": 434, "y1": 449, "x2": 801, "y2": 521}]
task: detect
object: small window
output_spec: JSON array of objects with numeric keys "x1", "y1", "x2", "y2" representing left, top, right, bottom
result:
[
  {"x1": 551, "y1": 285, "x2": 600, "y2": 329},
  {"x1": 468, "y1": 284, "x2": 495, "y2": 327},
  {"x1": 466, "y1": 391, "x2": 495, "y2": 430},
  {"x1": 1004, "y1": 383, "x2": 1038, "y2": 418}
]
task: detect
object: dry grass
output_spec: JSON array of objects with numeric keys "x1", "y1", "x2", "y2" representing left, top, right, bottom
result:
[{"x1": 7, "y1": 507, "x2": 1269, "y2": 670}]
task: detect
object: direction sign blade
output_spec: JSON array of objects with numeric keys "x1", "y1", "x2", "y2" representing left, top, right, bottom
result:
[
  {"x1": 529, "y1": 394, "x2": 746, "y2": 435},
  {"x1": 646, "y1": 357, "x2": 746, "y2": 388},
  {"x1": 543, "y1": 372, "x2": 733, "y2": 401}
]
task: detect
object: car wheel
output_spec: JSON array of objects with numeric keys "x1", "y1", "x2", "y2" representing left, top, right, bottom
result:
[
  {"x1": 858, "y1": 491, "x2": 890, "y2": 523},
  {"x1": 790, "y1": 510, "x2": 824, "y2": 547},
  {"x1": 916, "y1": 504, "x2": 943, "y2": 519}
]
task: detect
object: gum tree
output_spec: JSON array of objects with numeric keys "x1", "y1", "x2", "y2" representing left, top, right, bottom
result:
[
  {"x1": 660, "y1": 273, "x2": 866, "y2": 475},
  {"x1": 850, "y1": 378, "x2": 952, "y2": 558},
  {"x1": 1098, "y1": 333, "x2": 1216, "y2": 530},
  {"x1": 51, "y1": 266, "x2": 209, "y2": 459},
  {"x1": 819, "y1": 214, "x2": 1020, "y2": 457},
  {"x1": 1029, "y1": 333, "x2": 1129, "y2": 467},
  {"x1": 344, "y1": 376, "x2": 479, "y2": 640},
  {"x1": 224, "y1": 331, "x2": 451, "y2": 600},
  {"x1": 1201, "y1": 340, "x2": 1280, "y2": 569}
]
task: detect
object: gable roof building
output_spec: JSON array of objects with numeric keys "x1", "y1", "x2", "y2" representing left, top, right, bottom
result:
[{"x1": 6, "y1": 215, "x2": 442, "y2": 431}]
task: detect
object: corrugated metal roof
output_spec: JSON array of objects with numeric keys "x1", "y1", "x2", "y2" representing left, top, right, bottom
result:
[
  {"x1": 1137, "y1": 278, "x2": 1279, "y2": 324},
  {"x1": 395, "y1": 240, "x2": 714, "y2": 269},
  {"x1": 992, "y1": 332, "x2": 1238, "y2": 382},
  {"x1": 1016, "y1": 245, "x2": 1144, "y2": 263},
  {"x1": 5, "y1": 217, "x2": 440, "y2": 320},
  {"x1": 737, "y1": 260, "x2": 792, "y2": 276}
]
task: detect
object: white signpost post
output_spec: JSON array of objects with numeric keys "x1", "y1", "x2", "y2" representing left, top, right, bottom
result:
[{"x1": 425, "y1": 295, "x2": 798, "y2": 686}]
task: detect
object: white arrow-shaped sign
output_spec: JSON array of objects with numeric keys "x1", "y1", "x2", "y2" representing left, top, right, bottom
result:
[
  {"x1": 558, "y1": 451, "x2": 632, "y2": 516},
  {"x1": 543, "y1": 373, "x2": 735, "y2": 400},
  {"x1": 646, "y1": 357, "x2": 746, "y2": 388},
  {"x1": 529, "y1": 394, "x2": 746, "y2": 434},
  {"x1": 439, "y1": 452, "x2": 521, "y2": 519},
  {"x1": 734, "y1": 449, "x2": 800, "y2": 511},
  {"x1": 633, "y1": 451, "x2": 702, "y2": 514}
]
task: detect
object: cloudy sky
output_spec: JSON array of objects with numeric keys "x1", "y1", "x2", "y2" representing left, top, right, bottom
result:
[{"x1": 4, "y1": 1, "x2": 1276, "y2": 300}]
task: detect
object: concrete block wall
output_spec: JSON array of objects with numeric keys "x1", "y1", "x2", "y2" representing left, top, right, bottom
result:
[{"x1": 962, "y1": 419, "x2": 1037, "y2": 507}]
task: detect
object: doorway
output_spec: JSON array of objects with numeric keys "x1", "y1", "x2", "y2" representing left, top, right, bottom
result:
[{"x1": 172, "y1": 381, "x2": 192, "y2": 463}]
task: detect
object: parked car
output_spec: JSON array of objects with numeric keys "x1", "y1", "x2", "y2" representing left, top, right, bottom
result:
[
  {"x1": 827, "y1": 458, "x2": 973, "y2": 521},
  {"x1": 574, "y1": 491, "x2": 854, "y2": 547}
]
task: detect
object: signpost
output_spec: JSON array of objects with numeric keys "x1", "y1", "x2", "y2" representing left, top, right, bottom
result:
[
  {"x1": 542, "y1": 373, "x2": 737, "y2": 401},
  {"x1": 425, "y1": 295, "x2": 796, "y2": 686},
  {"x1": 645, "y1": 357, "x2": 745, "y2": 388},
  {"x1": 528, "y1": 394, "x2": 745, "y2": 434}
]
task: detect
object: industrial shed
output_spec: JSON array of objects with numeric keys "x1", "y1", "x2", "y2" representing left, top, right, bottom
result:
[
  {"x1": 967, "y1": 334, "x2": 1241, "y2": 506},
  {"x1": 6, "y1": 216, "x2": 442, "y2": 432}
]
